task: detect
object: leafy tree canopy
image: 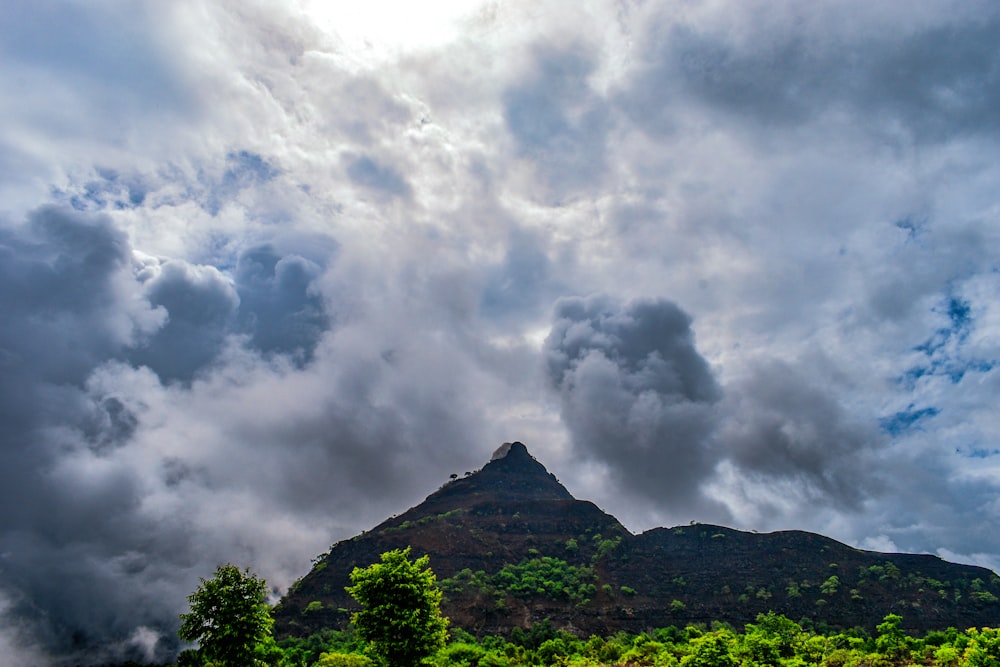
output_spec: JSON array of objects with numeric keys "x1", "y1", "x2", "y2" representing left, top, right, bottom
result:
[
  {"x1": 178, "y1": 563, "x2": 273, "y2": 667},
  {"x1": 347, "y1": 547, "x2": 449, "y2": 667}
]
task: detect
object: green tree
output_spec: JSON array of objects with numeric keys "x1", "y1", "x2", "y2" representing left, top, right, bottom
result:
[
  {"x1": 178, "y1": 563, "x2": 274, "y2": 667},
  {"x1": 964, "y1": 627, "x2": 1000, "y2": 667},
  {"x1": 347, "y1": 547, "x2": 449, "y2": 667},
  {"x1": 874, "y1": 613, "x2": 910, "y2": 662},
  {"x1": 737, "y1": 613, "x2": 802, "y2": 666},
  {"x1": 681, "y1": 630, "x2": 737, "y2": 667},
  {"x1": 314, "y1": 652, "x2": 375, "y2": 667}
]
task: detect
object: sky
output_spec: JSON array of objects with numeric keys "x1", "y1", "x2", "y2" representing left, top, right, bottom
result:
[{"x1": 1, "y1": 0, "x2": 999, "y2": 663}]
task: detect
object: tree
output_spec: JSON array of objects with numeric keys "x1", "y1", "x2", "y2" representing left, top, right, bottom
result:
[
  {"x1": 347, "y1": 547, "x2": 449, "y2": 667},
  {"x1": 178, "y1": 563, "x2": 274, "y2": 667},
  {"x1": 875, "y1": 613, "x2": 910, "y2": 662},
  {"x1": 681, "y1": 630, "x2": 737, "y2": 667},
  {"x1": 964, "y1": 627, "x2": 1000, "y2": 667}
]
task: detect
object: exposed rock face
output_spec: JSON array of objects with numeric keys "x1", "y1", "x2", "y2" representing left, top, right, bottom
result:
[{"x1": 274, "y1": 442, "x2": 1000, "y2": 638}]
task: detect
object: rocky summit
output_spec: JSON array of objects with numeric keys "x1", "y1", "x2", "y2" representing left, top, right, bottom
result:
[{"x1": 273, "y1": 442, "x2": 1000, "y2": 638}]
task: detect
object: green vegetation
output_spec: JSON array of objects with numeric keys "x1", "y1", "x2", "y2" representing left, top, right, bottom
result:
[
  {"x1": 178, "y1": 563, "x2": 274, "y2": 667},
  {"x1": 172, "y1": 550, "x2": 1000, "y2": 667},
  {"x1": 591, "y1": 535, "x2": 622, "y2": 563},
  {"x1": 346, "y1": 547, "x2": 449, "y2": 667},
  {"x1": 440, "y1": 556, "x2": 597, "y2": 606},
  {"x1": 260, "y1": 613, "x2": 1000, "y2": 667},
  {"x1": 382, "y1": 509, "x2": 465, "y2": 534}
]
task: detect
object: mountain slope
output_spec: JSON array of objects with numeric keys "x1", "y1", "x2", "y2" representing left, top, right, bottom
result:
[{"x1": 273, "y1": 442, "x2": 1000, "y2": 638}]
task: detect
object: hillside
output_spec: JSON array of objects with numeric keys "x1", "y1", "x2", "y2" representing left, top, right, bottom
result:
[{"x1": 273, "y1": 442, "x2": 1000, "y2": 638}]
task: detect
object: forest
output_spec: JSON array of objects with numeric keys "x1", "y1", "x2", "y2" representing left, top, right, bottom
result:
[
  {"x1": 264, "y1": 613, "x2": 1000, "y2": 667},
  {"x1": 121, "y1": 549, "x2": 999, "y2": 667}
]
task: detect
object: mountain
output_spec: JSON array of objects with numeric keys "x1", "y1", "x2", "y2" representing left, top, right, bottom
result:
[{"x1": 273, "y1": 442, "x2": 1000, "y2": 638}]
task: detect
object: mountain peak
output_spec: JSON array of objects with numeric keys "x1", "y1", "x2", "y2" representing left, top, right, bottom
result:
[
  {"x1": 474, "y1": 441, "x2": 573, "y2": 501},
  {"x1": 275, "y1": 441, "x2": 1000, "y2": 640},
  {"x1": 414, "y1": 442, "x2": 574, "y2": 514},
  {"x1": 490, "y1": 441, "x2": 531, "y2": 460}
]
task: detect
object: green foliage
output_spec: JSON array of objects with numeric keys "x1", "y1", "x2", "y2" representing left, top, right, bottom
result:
[
  {"x1": 737, "y1": 612, "x2": 803, "y2": 666},
  {"x1": 382, "y1": 510, "x2": 465, "y2": 534},
  {"x1": 178, "y1": 563, "x2": 274, "y2": 667},
  {"x1": 875, "y1": 613, "x2": 911, "y2": 661},
  {"x1": 441, "y1": 557, "x2": 597, "y2": 605},
  {"x1": 346, "y1": 547, "x2": 449, "y2": 667},
  {"x1": 681, "y1": 630, "x2": 737, "y2": 667},
  {"x1": 591, "y1": 537, "x2": 622, "y2": 563},
  {"x1": 259, "y1": 601, "x2": 1000, "y2": 667},
  {"x1": 276, "y1": 628, "x2": 367, "y2": 666},
  {"x1": 314, "y1": 652, "x2": 374, "y2": 667},
  {"x1": 964, "y1": 627, "x2": 1000, "y2": 667},
  {"x1": 821, "y1": 575, "x2": 840, "y2": 595}
]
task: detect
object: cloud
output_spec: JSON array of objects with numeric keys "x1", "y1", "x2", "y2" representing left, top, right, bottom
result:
[
  {"x1": 0, "y1": 207, "x2": 180, "y2": 661},
  {"x1": 346, "y1": 155, "x2": 413, "y2": 198},
  {"x1": 502, "y1": 44, "x2": 611, "y2": 195},
  {"x1": 0, "y1": 207, "x2": 337, "y2": 660},
  {"x1": 544, "y1": 295, "x2": 724, "y2": 515},
  {"x1": 716, "y1": 360, "x2": 886, "y2": 512},
  {"x1": 126, "y1": 242, "x2": 328, "y2": 383},
  {"x1": 479, "y1": 228, "x2": 558, "y2": 322},
  {"x1": 0, "y1": 203, "x2": 513, "y2": 662},
  {"x1": 4, "y1": 0, "x2": 1000, "y2": 662},
  {"x1": 543, "y1": 296, "x2": 887, "y2": 526},
  {"x1": 618, "y1": 3, "x2": 1000, "y2": 144},
  {"x1": 128, "y1": 260, "x2": 238, "y2": 382}
]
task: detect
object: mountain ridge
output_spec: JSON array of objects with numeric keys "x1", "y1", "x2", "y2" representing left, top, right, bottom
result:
[{"x1": 274, "y1": 442, "x2": 1000, "y2": 638}]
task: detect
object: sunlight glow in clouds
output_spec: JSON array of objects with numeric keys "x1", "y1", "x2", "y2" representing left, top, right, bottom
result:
[{"x1": 300, "y1": 0, "x2": 487, "y2": 58}]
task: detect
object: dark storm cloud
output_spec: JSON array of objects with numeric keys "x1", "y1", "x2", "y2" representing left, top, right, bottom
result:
[
  {"x1": 544, "y1": 296, "x2": 886, "y2": 518},
  {"x1": 233, "y1": 244, "x2": 329, "y2": 360},
  {"x1": 129, "y1": 244, "x2": 328, "y2": 383},
  {"x1": 0, "y1": 206, "x2": 338, "y2": 661},
  {"x1": 717, "y1": 360, "x2": 886, "y2": 510},
  {"x1": 503, "y1": 45, "x2": 611, "y2": 193},
  {"x1": 620, "y1": 8, "x2": 1000, "y2": 142},
  {"x1": 128, "y1": 260, "x2": 239, "y2": 383},
  {"x1": 0, "y1": 207, "x2": 185, "y2": 662},
  {"x1": 544, "y1": 295, "x2": 724, "y2": 513},
  {"x1": 0, "y1": 206, "x2": 139, "y2": 386}
]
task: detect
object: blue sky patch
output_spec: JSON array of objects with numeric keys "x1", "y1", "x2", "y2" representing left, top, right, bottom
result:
[{"x1": 880, "y1": 404, "x2": 941, "y2": 436}]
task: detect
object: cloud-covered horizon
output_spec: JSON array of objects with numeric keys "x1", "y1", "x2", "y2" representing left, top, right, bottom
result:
[{"x1": 3, "y1": 0, "x2": 1000, "y2": 663}]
